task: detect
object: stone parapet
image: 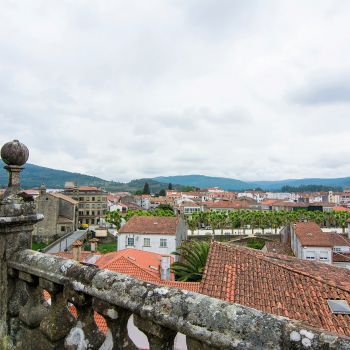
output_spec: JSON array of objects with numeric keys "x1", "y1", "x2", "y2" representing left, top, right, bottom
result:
[{"x1": 6, "y1": 249, "x2": 350, "y2": 350}]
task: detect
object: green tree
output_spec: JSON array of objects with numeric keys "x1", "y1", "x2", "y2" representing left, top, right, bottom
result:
[
  {"x1": 168, "y1": 183, "x2": 173, "y2": 190},
  {"x1": 172, "y1": 241, "x2": 210, "y2": 281},
  {"x1": 105, "y1": 210, "x2": 122, "y2": 230},
  {"x1": 142, "y1": 182, "x2": 150, "y2": 195},
  {"x1": 158, "y1": 189, "x2": 166, "y2": 196},
  {"x1": 157, "y1": 204, "x2": 173, "y2": 211}
]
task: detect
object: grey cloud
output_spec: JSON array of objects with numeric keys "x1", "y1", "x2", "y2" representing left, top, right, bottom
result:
[{"x1": 290, "y1": 76, "x2": 350, "y2": 105}]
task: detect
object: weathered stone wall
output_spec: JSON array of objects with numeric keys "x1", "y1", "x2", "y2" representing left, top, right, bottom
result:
[
  {"x1": 33, "y1": 193, "x2": 59, "y2": 243},
  {"x1": 7, "y1": 249, "x2": 350, "y2": 350},
  {"x1": 59, "y1": 198, "x2": 75, "y2": 222}
]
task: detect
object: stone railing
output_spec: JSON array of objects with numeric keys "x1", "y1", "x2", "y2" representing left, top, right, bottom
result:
[
  {"x1": 4, "y1": 249, "x2": 350, "y2": 350},
  {"x1": 2, "y1": 140, "x2": 350, "y2": 349}
]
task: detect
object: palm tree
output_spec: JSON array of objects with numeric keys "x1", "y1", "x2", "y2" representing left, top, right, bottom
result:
[
  {"x1": 171, "y1": 241, "x2": 210, "y2": 282},
  {"x1": 187, "y1": 214, "x2": 200, "y2": 235}
]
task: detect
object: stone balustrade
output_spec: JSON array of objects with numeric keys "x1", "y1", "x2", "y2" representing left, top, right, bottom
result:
[
  {"x1": 4, "y1": 249, "x2": 350, "y2": 350},
  {"x1": 2, "y1": 140, "x2": 350, "y2": 349}
]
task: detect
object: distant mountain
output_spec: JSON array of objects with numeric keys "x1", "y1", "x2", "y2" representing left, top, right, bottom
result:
[
  {"x1": 154, "y1": 175, "x2": 251, "y2": 191},
  {"x1": 154, "y1": 174, "x2": 350, "y2": 191},
  {"x1": 0, "y1": 161, "x2": 175, "y2": 193},
  {"x1": 1, "y1": 161, "x2": 349, "y2": 193}
]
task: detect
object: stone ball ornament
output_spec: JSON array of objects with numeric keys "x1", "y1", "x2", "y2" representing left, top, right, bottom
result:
[{"x1": 0, "y1": 139, "x2": 29, "y2": 166}]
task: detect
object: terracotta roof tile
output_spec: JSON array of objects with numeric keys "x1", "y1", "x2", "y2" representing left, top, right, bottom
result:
[
  {"x1": 294, "y1": 222, "x2": 333, "y2": 247},
  {"x1": 200, "y1": 242, "x2": 350, "y2": 337},
  {"x1": 119, "y1": 216, "x2": 178, "y2": 235}
]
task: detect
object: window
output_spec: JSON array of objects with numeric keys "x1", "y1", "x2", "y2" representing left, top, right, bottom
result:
[
  {"x1": 92, "y1": 197, "x2": 95, "y2": 201},
  {"x1": 79, "y1": 211, "x2": 83, "y2": 216},
  {"x1": 61, "y1": 226, "x2": 65, "y2": 232},
  {"x1": 160, "y1": 238, "x2": 167, "y2": 247},
  {"x1": 334, "y1": 247, "x2": 342, "y2": 252},
  {"x1": 79, "y1": 204, "x2": 83, "y2": 208},
  {"x1": 319, "y1": 252, "x2": 329, "y2": 261},
  {"x1": 127, "y1": 237, "x2": 134, "y2": 246},
  {"x1": 91, "y1": 219, "x2": 95, "y2": 224},
  {"x1": 85, "y1": 197, "x2": 90, "y2": 201},
  {"x1": 91, "y1": 211, "x2": 95, "y2": 216},
  {"x1": 305, "y1": 251, "x2": 315, "y2": 260},
  {"x1": 144, "y1": 238, "x2": 151, "y2": 247},
  {"x1": 79, "y1": 197, "x2": 84, "y2": 201}
]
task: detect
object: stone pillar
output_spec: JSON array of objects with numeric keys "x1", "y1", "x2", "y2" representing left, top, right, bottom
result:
[{"x1": 0, "y1": 140, "x2": 43, "y2": 339}]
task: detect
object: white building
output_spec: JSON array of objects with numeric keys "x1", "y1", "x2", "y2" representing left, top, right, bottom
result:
[
  {"x1": 290, "y1": 222, "x2": 333, "y2": 264},
  {"x1": 117, "y1": 216, "x2": 186, "y2": 258}
]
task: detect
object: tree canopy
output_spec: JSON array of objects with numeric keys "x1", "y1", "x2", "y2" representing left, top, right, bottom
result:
[
  {"x1": 142, "y1": 182, "x2": 150, "y2": 195},
  {"x1": 171, "y1": 240, "x2": 210, "y2": 281}
]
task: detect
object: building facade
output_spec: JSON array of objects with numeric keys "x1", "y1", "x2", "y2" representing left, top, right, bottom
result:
[
  {"x1": 117, "y1": 216, "x2": 186, "y2": 257},
  {"x1": 33, "y1": 186, "x2": 78, "y2": 243},
  {"x1": 63, "y1": 185, "x2": 108, "y2": 226}
]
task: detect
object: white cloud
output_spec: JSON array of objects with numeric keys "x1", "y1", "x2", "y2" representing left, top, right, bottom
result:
[{"x1": 0, "y1": 0, "x2": 350, "y2": 182}]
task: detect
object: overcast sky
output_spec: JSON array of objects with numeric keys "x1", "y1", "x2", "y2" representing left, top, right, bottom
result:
[{"x1": 1, "y1": 1, "x2": 350, "y2": 182}]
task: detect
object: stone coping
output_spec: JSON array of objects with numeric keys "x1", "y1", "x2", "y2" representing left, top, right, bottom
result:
[{"x1": 8, "y1": 249, "x2": 350, "y2": 349}]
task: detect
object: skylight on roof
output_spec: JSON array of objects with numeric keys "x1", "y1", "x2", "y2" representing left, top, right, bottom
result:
[{"x1": 327, "y1": 300, "x2": 350, "y2": 314}]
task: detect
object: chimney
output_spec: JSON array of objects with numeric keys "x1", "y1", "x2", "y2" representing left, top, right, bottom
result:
[
  {"x1": 89, "y1": 238, "x2": 99, "y2": 252},
  {"x1": 160, "y1": 256, "x2": 171, "y2": 281},
  {"x1": 72, "y1": 240, "x2": 83, "y2": 261}
]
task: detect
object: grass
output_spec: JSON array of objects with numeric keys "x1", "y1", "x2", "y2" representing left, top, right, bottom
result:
[
  {"x1": 246, "y1": 238, "x2": 265, "y2": 250},
  {"x1": 84, "y1": 242, "x2": 117, "y2": 254},
  {"x1": 32, "y1": 242, "x2": 48, "y2": 251}
]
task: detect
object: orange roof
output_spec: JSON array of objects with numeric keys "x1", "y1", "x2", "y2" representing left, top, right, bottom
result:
[
  {"x1": 205, "y1": 200, "x2": 251, "y2": 209},
  {"x1": 294, "y1": 222, "x2": 333, "y2": 247},
  {"x1": 96, "y1": 249, "x2": 172, "y2": 282},
  {"x1": 200, "y1": 242, "x2": 350, "y2": 337},
  {"x1": 333, "y1": 206, "x2": 350, "y2": 212},
  {"x1": 119, "y1": 216, "x2": 178, "y2": 235},
  {"x1": 78, "y1": 186, "x2": 100, "y2": 191}
]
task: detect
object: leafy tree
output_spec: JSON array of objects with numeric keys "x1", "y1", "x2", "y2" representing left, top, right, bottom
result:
[
  {"x1": 105, "y1": 210, "x2": 122, "y2": 230},
  {"x1": 125, "y1": 208, "x2": 175, "y2": 221},
  {"x1": 158, "y1": 189, "x2": 166, "y2": 196},
  {"x1": 157, "y1": 204, "x2": 173, "y2": 211},
  {"x1": 142, "y1": 182, "x2": 151, "y2": 195},
  {"x1": 134, "y1": 190, "x2": 143, "y2": 195},
  {"x1": 168, "y1": 183, "x2": 173, "y2": 190},
  {"x1": 172, "y1": 241, "x2": 210, "y2": 281}
]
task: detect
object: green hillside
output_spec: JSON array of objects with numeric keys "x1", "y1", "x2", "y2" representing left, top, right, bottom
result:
[{"x1": 0, "y1": 161, "x2": 175, "y2": 193}]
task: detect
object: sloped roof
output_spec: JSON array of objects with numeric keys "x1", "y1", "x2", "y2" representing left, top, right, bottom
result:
[
  {"x1": 119, "y1": 216, "x2": 178, "y2": 235},
  {"x1": 200, "y1": 242, "x2": 350, "y2": 337},
  {"x1": 96, "y1": 248, "x2": 171, "y2": 282},
  {"x1": 294, "y1": 221, "x2": 333, "y2": 247},
  {"x1": 51, "y1": 192, "x2": 78, "y2": 204}
]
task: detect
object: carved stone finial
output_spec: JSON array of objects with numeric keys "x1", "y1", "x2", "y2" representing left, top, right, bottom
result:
[
  {"x1": 1, "y1": 140, "x2": 29, "y2": 166},
  {"x1": 1, "y1": 140, "x2": 29, "y2": 196}
]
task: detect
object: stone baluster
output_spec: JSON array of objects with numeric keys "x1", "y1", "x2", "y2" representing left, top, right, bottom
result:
[
  {"x1": 93, "y1": 298, "x2": 137, "y2": 350},
  {"x1": 64, "y1": 287, "x2": 105, "y2": 349},
  {"x1": 39, "y1": 278, "x2": 76, "y2": 349},
  {"x1": 0, "y1": 140, "x2": 43, "y2": 344},
  {"x1": 133, "y1": 315, "x2": 176, "y2": 350}
]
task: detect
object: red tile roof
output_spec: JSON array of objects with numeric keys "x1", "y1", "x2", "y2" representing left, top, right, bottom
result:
[
  {"x1": 328, "y1": 233, "x2": 350, "y2": 247},
  {"x1": 119, "y1": 216, "x2": 178, "y2": 235},
  {"x1": 294, "y1": 222, "x2": 333, "y2": 247},
  {"x1": 78, "y1": 186, "x2": 100, "y2": 191},
  {"x1": 204, "y1": 200, "x2": 251, "y2": 209},
  {"x1": 96, "y1": 248, "x2": 172, "y2": 282},
  {"x1": 200, "y1": 242, "x2": 350, "y2": 337}
]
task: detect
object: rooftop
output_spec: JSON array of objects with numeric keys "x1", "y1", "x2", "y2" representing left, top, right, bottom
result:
[
  {"x1": 294, "y1": 221, "x2": 333, "y2": 247},
  {"x1": 200, "y1": 242, "x2": 350, "y2": 336},
  {"x1": 119, "y1": 216, "x2": 179, "y2": 235}
]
